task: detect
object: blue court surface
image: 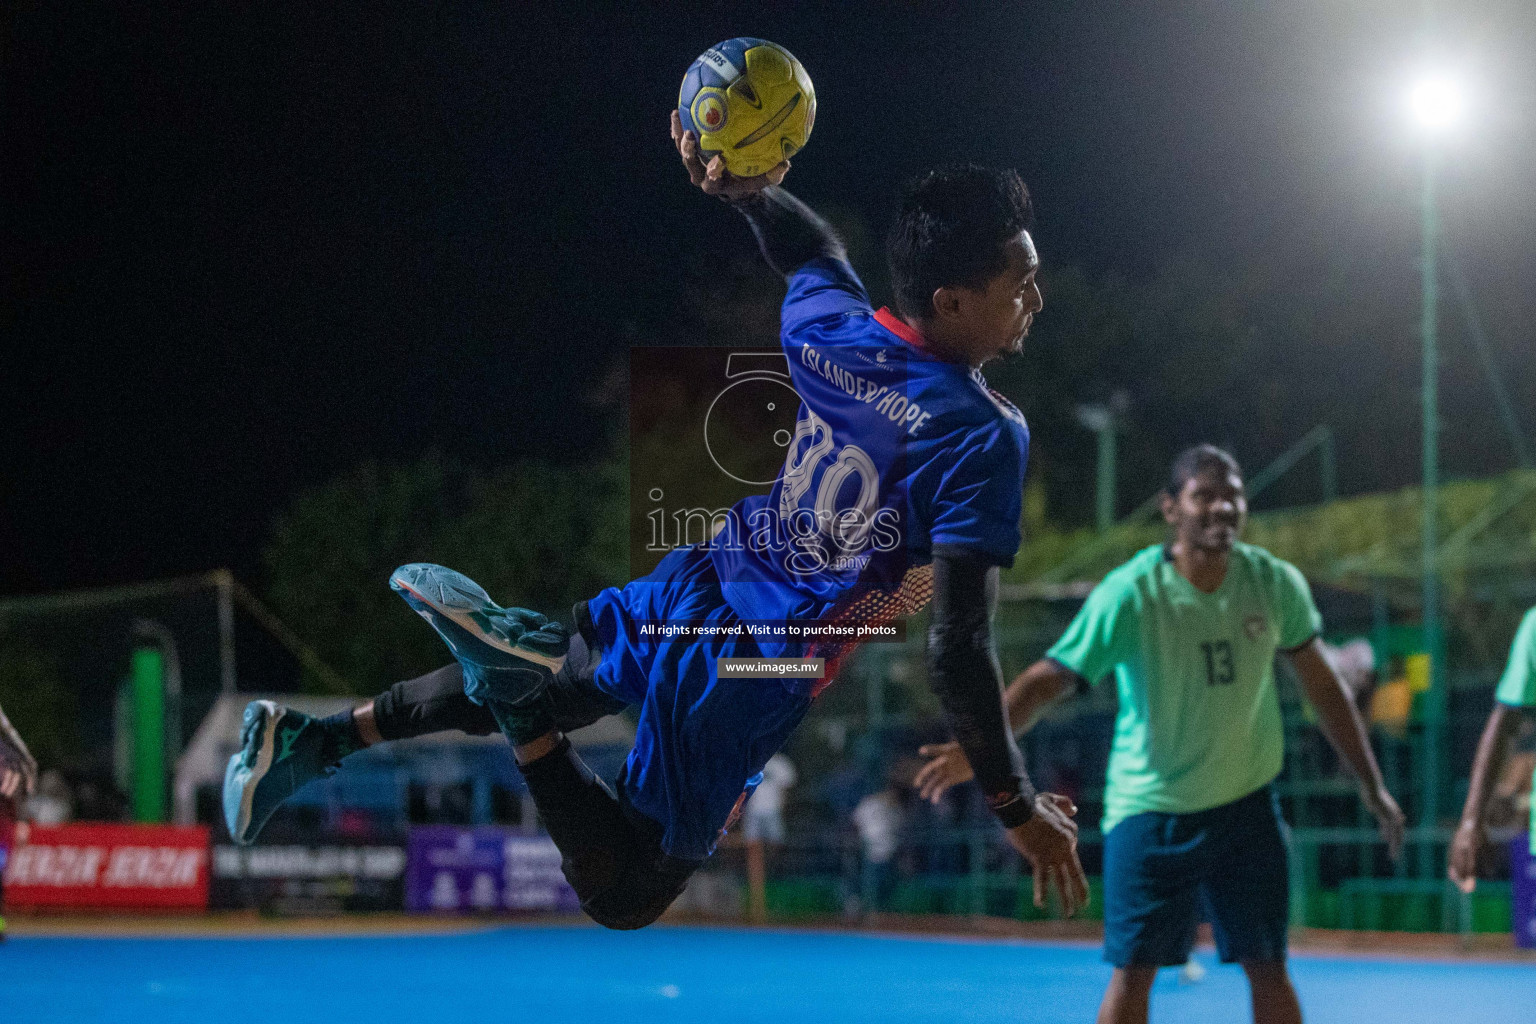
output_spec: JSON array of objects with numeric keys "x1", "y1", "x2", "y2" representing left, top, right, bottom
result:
[{"x1": 1, "y1": 925, "x2": 1530, "y2": 1024}]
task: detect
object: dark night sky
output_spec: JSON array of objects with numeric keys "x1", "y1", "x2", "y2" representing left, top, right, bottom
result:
[{"x1": 4, "y1": 1, "x2": 1535, "y2": 596}]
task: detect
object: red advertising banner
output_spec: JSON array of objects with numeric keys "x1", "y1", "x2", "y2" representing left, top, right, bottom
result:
[{"x1": 3, "y1": 822, "x2": 210, "y2": 910}]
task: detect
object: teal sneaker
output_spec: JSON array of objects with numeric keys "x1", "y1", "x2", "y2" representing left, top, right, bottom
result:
[
  {"x1": 389, "y1": 563, "x2": 570, "y2": 709},
  {"x1": 222, "y1": 701, "x2": 336, "y2": 846}
]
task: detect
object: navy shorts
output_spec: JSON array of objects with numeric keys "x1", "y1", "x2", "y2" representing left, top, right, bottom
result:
[
  {"x1": 1102, "y1": 784, "x2": 1290, "y2": 967},
  {"x1": 581, "y1": 544, "x2": 813, "y2": 863}
]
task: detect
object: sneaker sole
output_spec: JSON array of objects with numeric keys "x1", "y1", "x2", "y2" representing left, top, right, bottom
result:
[
  {"x1": 391, "y1": 570, "x2": 566, "y2": 675},
  {"x1": 232, "y1": 700, "x2": 282, "y2": 845}
]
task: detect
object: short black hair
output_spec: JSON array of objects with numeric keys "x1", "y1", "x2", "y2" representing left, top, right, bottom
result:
[
  {"x1": 887, "y1": 165, "x2": 1033, "y2": 320},
  {"x1": 1167, "y1": 444, "x2": 1242, "y2": 496}
]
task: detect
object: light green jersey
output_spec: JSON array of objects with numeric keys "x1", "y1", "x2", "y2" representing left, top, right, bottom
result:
[
  {"x1": 1047, "y1": 542, "x2": 1322, "y2": 834},
  {"x1": 1493, "y1": 606, "x2": 1536, "y2": 853}
]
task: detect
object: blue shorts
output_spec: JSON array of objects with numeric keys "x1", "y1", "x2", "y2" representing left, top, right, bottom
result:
[
  {"x1": 1102, "y1": 784, "x2": 1290, "y2": 967},
  {"x1": 580, "y1": 545, "x2": 812, "y2": 863}
]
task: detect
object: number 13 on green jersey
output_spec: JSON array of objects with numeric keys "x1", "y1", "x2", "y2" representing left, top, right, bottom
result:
[{"x1": 1047, "y1": 543, "x2": 1322, "y2": 834}]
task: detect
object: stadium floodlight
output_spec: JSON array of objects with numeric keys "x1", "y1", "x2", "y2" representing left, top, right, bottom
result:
[
  {"x1": 1407, "y1": 74, "x2": 1466, "y2": 135},
  {"x1": 1401, "y1": 65, "x2": 1472, "y2": 870}
]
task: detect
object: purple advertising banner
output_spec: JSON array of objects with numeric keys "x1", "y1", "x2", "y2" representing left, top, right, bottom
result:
[
  {"x1": 1513, "y1": 834, "x2": 1535, "y2": 950},
  {"x1": 405, "y1": 826, "x2": 577, "y2": 914}
]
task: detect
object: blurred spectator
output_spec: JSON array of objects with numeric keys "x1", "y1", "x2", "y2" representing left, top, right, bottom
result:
[
  {"x1": 905, "y1": 772, "x2": 967, "y2": 875},
  {"x1": 1322, "y1": 639, "x2": 1378, "y2": 714},
  {"x1": 1488, "y1": 717, "x2": 1535, "y2": 830},
  {"x1": 1369, "y1": 654, "x2": 1414, "y2": 739},
  {"x1": 72, "y1": 774, "x2": 130, "y2": 821},
  {"x1": 742, "y1": 753, "x2": 797, "y2": 923},
  {"x1": 743, "y1": 753, "x2": 797, "y2": 846},
  {"x1": 820, "y1": 760, "x2": 866, "y2": 827},
  {"x1": 23, "y1": 770, "x2": 72, "y2": 825},
  {"x1": 852, "y1": 782, "x2": 905, "y2": 913}
]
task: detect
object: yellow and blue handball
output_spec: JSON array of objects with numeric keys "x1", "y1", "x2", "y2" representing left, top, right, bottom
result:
[{"x1": 678, "y1": 38, "x2": 815, "y2": 179}]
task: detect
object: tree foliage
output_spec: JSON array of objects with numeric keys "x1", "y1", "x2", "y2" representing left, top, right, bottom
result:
[
  {"x1": 263, "y1": 452, "x2": 627, "y2": 694},
  {"x1": 0, "y1": 633, "x2": 81, "y2": 767}
]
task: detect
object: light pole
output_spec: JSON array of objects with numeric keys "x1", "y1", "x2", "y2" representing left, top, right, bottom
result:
[
  {"x1": 1076, "y1": 392, "x2": 1130, "y2": 534},
  {"x1": 1407, "y1": 71, "x2": 1464, "y2": 871}
]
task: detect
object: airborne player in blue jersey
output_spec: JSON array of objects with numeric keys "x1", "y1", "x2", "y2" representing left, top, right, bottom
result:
[{"x1": 223, "y1": 112, "x2": 1088, "y2": 929}]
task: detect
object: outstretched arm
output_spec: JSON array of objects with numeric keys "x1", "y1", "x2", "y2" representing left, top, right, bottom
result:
[
  {"x1": 0, "y1": 702, "x2": 38, "y2": 801},
  {"x1": 669, "y1": 110, "x2": 842, "y2": 278},
  {"x1": 727, "y1": 188, "x2": 845, "y2": 279},
  {"x1": 927, "y1": 549, "x2": 1088, "y2": 914},
  {"x1": 1003, "y1": 659, "x2": 1079, "y2": 735},
  {"x1": 1287, "y1": 639, "x2": 1406, "y2": 859},
  {"x1": 926, "y1": 551, "x2": 1030, "y2": 821},
  {"x1": 915, "y1": 658, "x2": 1077, "y2": 803},
  {"x1": 1449, "y1": 701, "x2": 1528, "y2": 892}
]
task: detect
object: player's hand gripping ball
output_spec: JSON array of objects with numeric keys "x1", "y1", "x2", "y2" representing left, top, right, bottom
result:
[{"x1": 677, "y1": 38, "x2": 815, "y2": 179}]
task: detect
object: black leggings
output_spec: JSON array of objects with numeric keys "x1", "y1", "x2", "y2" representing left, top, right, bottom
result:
[
  {"x1": 367, "y1": 616, "x2": 698, "y2": 929},
  {"x1": 370, "y1": 629, "x2": 625, "y2": 741}
]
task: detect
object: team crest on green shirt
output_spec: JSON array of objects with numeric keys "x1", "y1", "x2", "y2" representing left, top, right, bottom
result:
[{"x1": 1044, "y1": 543, "x2": 1326, "y2": 834}]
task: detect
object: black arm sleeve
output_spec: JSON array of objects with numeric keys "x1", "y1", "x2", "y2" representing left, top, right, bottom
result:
[
  {"x1": 926, "y1": 549, "x2": 1037, "y2": 828},
  {"x1": 728, "y1": 186, "x2": 846, "y2": 279}
]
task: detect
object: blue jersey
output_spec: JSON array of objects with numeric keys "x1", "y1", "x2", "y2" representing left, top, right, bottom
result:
[
  {"x1": 582, "y1": 255, "x2": 1030, "y2": 858},
  {"x1": 706, "y1": 256, "x2": 1031, "y2": 681}
]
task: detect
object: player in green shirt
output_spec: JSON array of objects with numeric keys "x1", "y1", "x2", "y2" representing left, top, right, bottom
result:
[
  {"x1": 1449, "y1": 604, "x2": 1536, "y2": 890},
  {"x1": 915, "y1": 445, "x2": 1404, "y2": 1024}
]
